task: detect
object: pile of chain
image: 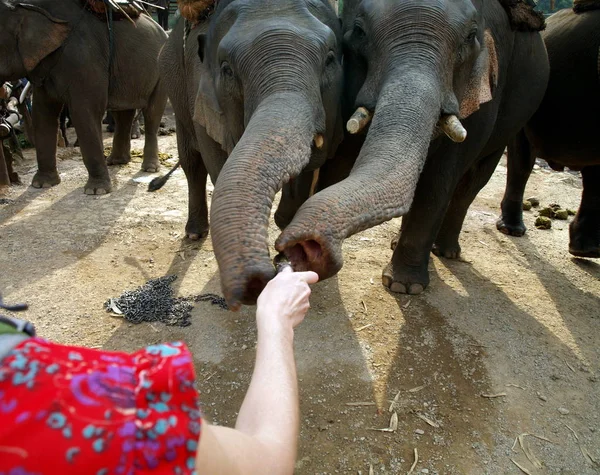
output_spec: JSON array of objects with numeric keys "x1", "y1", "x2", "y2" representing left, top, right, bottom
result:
[{"x1": 104, "y1": 275, "x2": 227, "y2": 327}]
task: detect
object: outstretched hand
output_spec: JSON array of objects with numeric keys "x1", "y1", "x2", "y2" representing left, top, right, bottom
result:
[{"x1": 256, "y1": 266, "x2": 319, "y2": 339}]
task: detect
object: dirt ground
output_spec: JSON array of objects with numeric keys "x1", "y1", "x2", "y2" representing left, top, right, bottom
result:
[{"x1": 1, "y1": 117, "x2": 599, "y2": 474}]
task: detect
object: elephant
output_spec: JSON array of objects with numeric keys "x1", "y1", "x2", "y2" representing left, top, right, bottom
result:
[
  {"x1": 497, "y1": 5, "x2": 600, "y2": 258},
  {"x1": 159, "y1": 0, "x2": 344, "y2": 309},
  {"x1": 0, "y1": 0, "x2": 168, "y2": 195},
  {"x1": 274, "y1": 0, "x2": 549, "y2": 294}
]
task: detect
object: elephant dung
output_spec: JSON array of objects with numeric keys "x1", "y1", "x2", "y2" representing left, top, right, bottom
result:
[
  {"x1": 522, "y1": 200, "x2": 533, "y2": 211},
  {"x1": 554, "y1": 209, "x2": 569, "y2": 220},
  {"x1": 526, "y1": 196, "x2": 540, "y2": 207},
  {"x1": 567, "y1": 209, "x2": 576, "y2": 216},
  {"x1": 538, "y1": 207, "x2": 555, "y2": 218},
  {"x1": 535, "y1": 216, "x2": 552, "y2": 229}
]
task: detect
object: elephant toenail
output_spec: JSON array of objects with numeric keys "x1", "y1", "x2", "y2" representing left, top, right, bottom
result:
[
  {"x1": 390, "y1": 282, "x2": 407, "y2": 293},
  {"x1": 408, "y1": 284, "x2": 424, "y2": 295},
  {"x1": 382, "y1": 274, "x2": 393, "y2": 288}
]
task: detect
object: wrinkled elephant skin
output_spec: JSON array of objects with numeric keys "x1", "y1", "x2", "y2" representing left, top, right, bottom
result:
[
  {"x1": 158, "y1": 0, "x2": 344, "y2": 309},
  {"x1": 277, "y1": 0, "x2": 550, "y2": 294}
]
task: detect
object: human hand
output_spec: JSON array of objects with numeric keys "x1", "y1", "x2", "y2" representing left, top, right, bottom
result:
[{"x1": 256, "y1": 267, "x2": 319, "y2": 340}]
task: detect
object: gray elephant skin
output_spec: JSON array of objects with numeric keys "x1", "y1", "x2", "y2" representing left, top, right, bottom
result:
[
  {"x1": 497, "y1": 6, "x2": 600, "y2": 258},
  {"x1": 0, "y1": 0, "x2": 168, "y2": 195},
  {"x1": 159, "y1": 0, "x2": 344, "y2": 309},
  {"x1": 275, "y1": 0, "x2": 550, "y2": 295}
]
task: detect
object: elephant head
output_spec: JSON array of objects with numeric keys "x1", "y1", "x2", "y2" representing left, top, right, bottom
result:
[
  {"x1": 0, "y1": 1, "x2": 70, "y2": 82},
  {"x1": 276, "y1": 0, "x2": 499, "y2": 278},
  {"x1": 196, "y1": 0, "x2": 343, "y2": 309}
]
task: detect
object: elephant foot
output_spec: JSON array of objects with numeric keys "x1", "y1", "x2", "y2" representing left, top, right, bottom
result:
[
  {"x1": 84, "y1": 177, "x2": 112, "y2": 195},
  {"x1": 31, "y1": 171, "x2": 61, "y2": 189},
  {"x1": 382, "y1": 261, "x2": 429, "y2": 295},
  {"x1": 496, "y1": 216, "x2": 527, "y2": 237},
  {"x1": 141, "y1": 158, "x2": 160, "y2": 173},
  {"x1": 569, "y1": 219, "x2": 600, "y2": 258},
  {"x1": 185, "y1": 220, "x2": 209, "y2": 241},
  {"x1": 432, "y1": 241, "x2": 461, "y2": 259},
  {"x1": 107, "y1": 153, "x2": 131, "y2": 166}
]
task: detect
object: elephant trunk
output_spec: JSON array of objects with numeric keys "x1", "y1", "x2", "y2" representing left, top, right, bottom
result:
[
  {"x1": 275, "y1": 73, "x2": 442, "y2": 278},
  {"x1": 210, "y1": 93, "x2": 316, "y2": 310}
]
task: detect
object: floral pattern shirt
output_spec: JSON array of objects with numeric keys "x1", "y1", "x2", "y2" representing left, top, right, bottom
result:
[{"x1": 0, "y1": 338, "x2": 202, "y2": 474}]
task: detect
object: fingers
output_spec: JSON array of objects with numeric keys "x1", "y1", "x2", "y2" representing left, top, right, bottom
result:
[{"x1": 295, "y1": 271, "x2": 319, "y2": 284}]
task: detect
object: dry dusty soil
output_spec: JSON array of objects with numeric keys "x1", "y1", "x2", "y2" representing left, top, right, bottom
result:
[{"x1": 1, "y1": 118, "x2": 599, "y2": 474}]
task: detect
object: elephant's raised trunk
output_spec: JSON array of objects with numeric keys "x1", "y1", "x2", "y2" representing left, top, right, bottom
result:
[
  {"x1": 210, "y1": 93, "x2": 316, "y2": 310},
  {"x1": 275, "y1": 73, "x2": 442, "y2": 278}
]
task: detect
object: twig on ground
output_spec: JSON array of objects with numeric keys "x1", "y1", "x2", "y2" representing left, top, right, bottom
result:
[
  {"x1": 506, "y1": 383, "x2": 526, "y2": 390},
  {"x1": 362, "y1": 300, "x2": 368, "y2": 313},
  {"x1": 564, "y1": 359, "x2": 576, "y2": 372},
  {"x1": 416, "y1": 412, "x2": 440, "y2": 428},
  {"x1": 481, "y1": 393, "x2": 507, "y2": 398},
  {"x1": 408, "y1": 385, "x2": 425, "y2": 393},
  {"x1": 346, "y1": 402, "x2": 376, "y2": 407},
  {"x1": 389, "y1": 390, "x2": 402, "y2": 412},
  {"x1": 407, "y1": 448, "x2": 418, "y2": 475},
  {"x1": 519, "y1": 434, "x2": 543, "y2": 469},
  {"x1": 356, "y1": 323, "x2": 374, "y2": 332},
  {"x1": 510, "y1": 458, "x2": 533, "y2": 475}
]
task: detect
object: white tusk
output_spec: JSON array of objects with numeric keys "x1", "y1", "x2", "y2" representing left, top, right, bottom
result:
[
  {"x1": 346, "y1": 107, "x2": 373, "y2": 134},
  {"x1": 313, "y1": 133, "x2": 324, "y2": 149},
  {"x1": 439, "y1": 114, "x2": 467, "y2": 143}
]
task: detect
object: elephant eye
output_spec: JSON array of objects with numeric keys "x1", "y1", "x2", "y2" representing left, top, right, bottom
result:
[
  {"x1": 466, "y1": 28, "x2": 477, "y2": 43},
  {"x1": 352, "y1": 23, "x2": 366, "y2": 39},
  {"x1": 221, "y1": 61, "x2": 234, "y2": 78},
  {"x1": 325, "y1": 50, "x2": 336, "y2": 66}
]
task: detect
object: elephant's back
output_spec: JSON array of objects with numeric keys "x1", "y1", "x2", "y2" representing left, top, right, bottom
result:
[
  {"x1": 107, "y1": 14, "x2": 168, "y2": 108},
  {"x1": 527, "y1": 8, "x2": 600, "y2": 165}
]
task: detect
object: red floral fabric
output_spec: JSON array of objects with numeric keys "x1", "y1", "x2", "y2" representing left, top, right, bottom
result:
[{"x1": 0, "y1": 338, "x2": 201, "y2": 474}]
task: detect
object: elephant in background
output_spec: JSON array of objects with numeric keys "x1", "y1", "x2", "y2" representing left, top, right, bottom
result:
[
  {"x1": 0, "y1": 0, "x2": 168, "y2": 195},
  {"x1": 275, "y1": 0, "x2": 549, "y2": 294},
  {"x1": 497, "y1": 6, "x2": 600, "y2": 258},
  {"x1": 159, "y1": 0, "x2": 344, "y2": 309}
]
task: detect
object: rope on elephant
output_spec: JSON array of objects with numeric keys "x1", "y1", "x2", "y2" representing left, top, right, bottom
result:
[{"x1": 104, "y1": 275, "x2": 227, "y2": 327}]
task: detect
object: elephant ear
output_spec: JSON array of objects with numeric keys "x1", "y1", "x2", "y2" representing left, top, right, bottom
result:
[
  {"x1": 17, "y1": 3, "x2": 70, "y2": 73},
  {"x1": 459, "y1": 29, "x2": 499, "y2": 119},
  {"x1": 192, "y1": 35, "x2": 233, "y2": 153}
]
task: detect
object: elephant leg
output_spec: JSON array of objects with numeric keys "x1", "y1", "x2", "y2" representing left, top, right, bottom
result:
[
  {"x1": 433, "y1": 148, "x2": 505, "y2": 259},
  {"x1": 69, "y1": 100, "x2": 112, "y2": 195},
  {"x1": 141, "y1": 84, "x2": 168, "y2": 173},
  {"x1": 177, "y1": 123, "x2": 209, "y2": 240},
  {"x1": 382, "y1": 154, "x2": 466, "y2": 295},
  {"x1": 30, "y1": 89, "x2": 63, "y2": 189},
  {"x1": 0, "y1": 142, "x2": 9, "y2": 194},
  {"x1": 275, "y1": 170, "x2": 317, "y2": 229},
  {"x1": 107, "y1": 110, "x2": 136, "y2": 166},
  {"x1": 569, "y1": 165, "x2": 600, "y2": 258},
  {"x1": 496, "y1": 129, "x2": 535, "y2": 237}
]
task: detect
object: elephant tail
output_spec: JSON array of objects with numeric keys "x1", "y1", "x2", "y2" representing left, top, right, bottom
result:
[{"x1": 147, "y1": 161, "x2": 180, "y2": 192}]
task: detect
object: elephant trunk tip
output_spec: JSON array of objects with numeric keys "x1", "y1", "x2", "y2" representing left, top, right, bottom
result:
[
  {"x1": 275, "y1": 232, "x2": 341, "y2": 280},
  {"x1": 222, "y1": 263, "x2": 277, "y2": 311}
]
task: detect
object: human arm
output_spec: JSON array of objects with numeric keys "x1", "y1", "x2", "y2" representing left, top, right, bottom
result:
[{"x1": 196, "y1": 267, "x2": 318, "y2": 474}]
